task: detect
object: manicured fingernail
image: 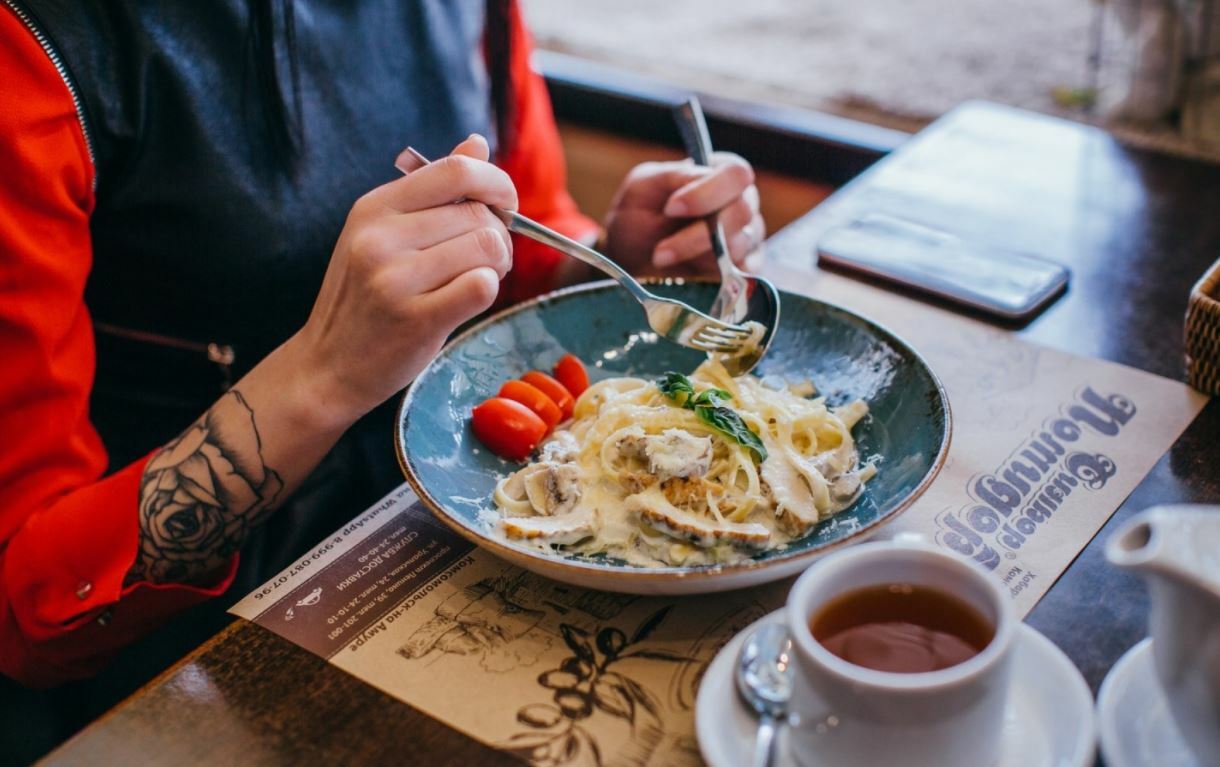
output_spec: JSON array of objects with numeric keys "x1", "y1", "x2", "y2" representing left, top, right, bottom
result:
[
  {"x1": 395, "y1": 146, "x2": 426, "y2": 175},
  {"x1": 664, "y1": 199, "x2": 688, "y2": 217},
  {"x1": 653, "y1": 248, "x2": 677, "y2": 267}
]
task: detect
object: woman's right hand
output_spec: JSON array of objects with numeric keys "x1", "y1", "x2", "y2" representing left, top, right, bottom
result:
[
  {"x1": 121, "y1": 135, "x2": 515, "y2": 589},
  {"x1": 292, "y1": 134, "x2": 516, "y2": 426}
]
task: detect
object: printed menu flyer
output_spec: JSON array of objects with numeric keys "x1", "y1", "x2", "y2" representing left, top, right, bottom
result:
[{"x1": 232, "y1": 267, "x2": 1207, "y2": 767}]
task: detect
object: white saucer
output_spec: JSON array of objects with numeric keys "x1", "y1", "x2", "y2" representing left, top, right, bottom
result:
[
  {"x1": 696, "y1": 610, "x2": 1095, "y2": 767},
  {"x1": 1097, "y1": 638, "x2": 1200, "y2": 767}
]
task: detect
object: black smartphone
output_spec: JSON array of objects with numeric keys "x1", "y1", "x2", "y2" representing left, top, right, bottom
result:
[{"x1": 816, "y1": 213, "x2": 1069, "y2": 321}]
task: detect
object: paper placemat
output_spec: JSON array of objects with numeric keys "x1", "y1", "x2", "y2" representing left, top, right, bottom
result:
[{"x1": 232, "y1": 268, "x2": 1207, "y2": 767}]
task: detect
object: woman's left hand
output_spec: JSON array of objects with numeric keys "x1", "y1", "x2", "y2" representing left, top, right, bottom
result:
[{"x1": 601, "y1": 153, "x2": 764, "y2": 278}]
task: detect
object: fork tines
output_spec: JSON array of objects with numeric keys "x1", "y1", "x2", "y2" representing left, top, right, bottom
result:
[
  {"x1": 704, "y1": 324, "x2": 754, "y2": 338},
  {"x1": 691, "y1": 324, "x2": 752, "y2": 352}
]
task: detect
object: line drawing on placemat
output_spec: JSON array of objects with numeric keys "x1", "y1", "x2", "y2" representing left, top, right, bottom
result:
[
  {"x1": 499, "y1": 604, "x2": 702, "y2": 767},
  {"x1": 467, "y1": 597, "x2": 770, "y2": 767},
  {"x1": 397, "y1": 568, "x2": 636, "y2": 673}
]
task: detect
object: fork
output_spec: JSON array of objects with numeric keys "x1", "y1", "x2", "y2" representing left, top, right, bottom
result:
[
  {"x1": 403, "y1": 147, "x2": 755, "y2": 355},
  {"x1": 669, "y1": 97, "x2": 781, "y2": 376},
  {"x1": 672, "y1": 96, "x2": 752, "y2": 323}
]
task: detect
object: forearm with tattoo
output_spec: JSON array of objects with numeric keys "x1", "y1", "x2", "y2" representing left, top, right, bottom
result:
[{"x1": 127, "y1": 389, "x2": 284, "y2": 585}]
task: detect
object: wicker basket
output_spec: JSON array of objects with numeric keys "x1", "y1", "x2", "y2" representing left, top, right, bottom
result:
[{"x1": 1186, "y1": 258, "x2": 1220, "y2": 394}]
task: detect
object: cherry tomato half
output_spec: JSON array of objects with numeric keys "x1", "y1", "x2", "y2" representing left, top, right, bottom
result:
[
  {"x1": 521, "y1": 371, "x2": 574, "y2": 420},
  {"x1": 498, "y1": 380, "x2": 562, "y2": 431},
  {"x1": 552, "y1": 353, "x2": 590, "y2": 397},
  {"x1": 471, "y1": 397, "x2": 548, "y2": 461}
]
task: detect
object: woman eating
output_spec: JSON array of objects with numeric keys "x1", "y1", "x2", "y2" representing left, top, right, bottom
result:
[{"x1": 0, "y1": 1, "x2": 763, "y2": 740}]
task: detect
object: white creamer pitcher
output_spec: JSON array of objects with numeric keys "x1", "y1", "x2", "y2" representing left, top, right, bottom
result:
[{"x1": 1107, "y1": 505, "x2": 1220, "y2": 763}]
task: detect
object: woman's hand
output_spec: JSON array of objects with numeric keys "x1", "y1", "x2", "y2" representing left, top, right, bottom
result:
[
  {"x1": 126, "y1": 135, "x2": 515, "y2": 588},
  {"x1": 601, "y1": 153, "x2": 764, "y2": 278},
  {"x1": 292, "y1": 134, "x2": 516, "y2": 425}
]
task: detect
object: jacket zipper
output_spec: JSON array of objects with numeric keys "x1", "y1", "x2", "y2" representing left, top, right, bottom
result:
[
  {"x1": 3, "y1": 0, "x2": 97, "y2": 187},
  {"x1": 5, "y1": 4, "x2": 236, "y2": 387},
  {"x1": 95, "y1": 322, "x2": 236, "y2": 390}
]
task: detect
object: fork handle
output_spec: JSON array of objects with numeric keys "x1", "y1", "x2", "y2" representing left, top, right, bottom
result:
[
  {"x1": 673, "y1": 97, "x2": 735, "y2": 268},
  {"x1": 494, "y1": 209, "x2": 653, "y2": 304},
  {"x1": 402, "y1": 147, "x2": 652, "y2": 304}
]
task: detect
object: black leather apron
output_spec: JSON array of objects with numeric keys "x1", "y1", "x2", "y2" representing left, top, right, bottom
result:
[{"x1": 2, "y1": 0, "x2": 494, "y2": 754}]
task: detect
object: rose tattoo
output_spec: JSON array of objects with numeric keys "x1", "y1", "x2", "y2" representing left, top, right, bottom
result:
[{"x1": 131, "y1": 390, "x2": 283, "y2": 584}]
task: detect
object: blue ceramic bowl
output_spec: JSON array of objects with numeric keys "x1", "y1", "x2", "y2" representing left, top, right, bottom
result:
[{"x1": 395, "y1": 280, "x2": 950, "y2": 594}]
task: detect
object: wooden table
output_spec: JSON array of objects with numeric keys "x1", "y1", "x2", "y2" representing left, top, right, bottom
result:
[{"x1": 40, "y1": 102, "x2": 1218, "y2": 766}]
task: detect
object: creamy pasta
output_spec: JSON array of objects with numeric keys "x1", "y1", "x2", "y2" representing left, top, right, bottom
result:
[{"x1": 490, "y1": 359, "x2": 874, "y2": 567}]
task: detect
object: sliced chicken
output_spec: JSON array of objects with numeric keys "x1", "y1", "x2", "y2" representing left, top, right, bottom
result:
[
  {"x1": 620, "y1": 471, "x2": 658, "y2": 495},
  {"x1": 660, "y1": 475, "x2": 730, "y2": 515},
  {"x1": 520, "y1": 462, "x2": 582, "y2": 516},
  {"x1": 628, "y1": 487, "x2": 769, "y2": 549},
  {"x1": 502, "y1": 509, "x2": 596, "y2": 544},
  {"x1": 761, "y1": 454, "x2": 821, "y2": 536}
]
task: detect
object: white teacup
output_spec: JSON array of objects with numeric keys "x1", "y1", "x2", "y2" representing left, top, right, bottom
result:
[{"x1": 785, "y1": 540, "x2": 1016, "y2": 767}]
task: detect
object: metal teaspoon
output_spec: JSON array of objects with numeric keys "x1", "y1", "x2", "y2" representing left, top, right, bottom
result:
[{"x1": 736, "y1": 622, "x2": 795, "y2": 767}]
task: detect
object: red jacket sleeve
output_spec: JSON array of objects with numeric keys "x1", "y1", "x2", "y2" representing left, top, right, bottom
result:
[
  {"x1": 495, "y1": 2, "x2": 600, "y2": 306},
  {"x1": 0, "y1": 6, "x2": 235, "y2": 688}
]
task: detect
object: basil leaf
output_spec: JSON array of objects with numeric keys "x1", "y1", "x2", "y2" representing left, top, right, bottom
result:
[
  {"x1": 695, "y1": 405, "x2": 768, "y2": 463},
  {"x1": 657, "y1": 373, "x2": 764, "y2": 461},
  {"x1": 658, "y1": 372, "x2": 696, "y2": 405},
  {"x1": 692, "y1": 388, "x2": 733, "y2": 407}
]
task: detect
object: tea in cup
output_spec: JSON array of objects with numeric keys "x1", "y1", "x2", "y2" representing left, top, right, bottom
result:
[{"x1": 785, "y1": 540, "x2": 1016, "y2": 767}]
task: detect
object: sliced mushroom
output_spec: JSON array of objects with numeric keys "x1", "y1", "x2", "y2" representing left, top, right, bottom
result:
[
  {"x1": 645, "y1": 429, "x2": 713, "y2": 480},
  {"x1": 539, "y1": 431, "x2": 580, "y2": 464},
  {"x1": 499, "y1": 469, "x2": 526, "y2": 501},
  {"x1": 829, "y1": 472, "x2": 862, "y2": 504},
  {"x1": 615, "y1": 428, "x2": 712, "y2": 481},
  {"x1": 521, "y1": 463, "x2": 582, "y2": 516},
  {"x1": 614, "y1": 427, "x2": 648, "y2": 462}
]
